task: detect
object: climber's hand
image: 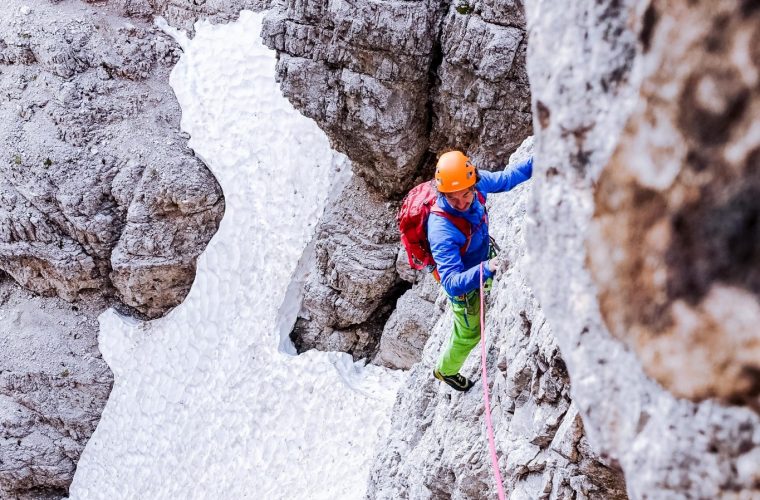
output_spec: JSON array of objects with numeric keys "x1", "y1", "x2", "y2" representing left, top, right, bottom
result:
[{"x1": 487, "y1": 257, "x2": 508, "y2": 274}]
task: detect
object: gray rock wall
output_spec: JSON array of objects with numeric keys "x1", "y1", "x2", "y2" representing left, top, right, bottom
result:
[
  {"x1": 526, "y1": 0, "x2": 760, "y2": 497},
  {"x1": 262, "y1": 0, "x2": 532, "y2": 198},
  {"x1": 431, "y1": 0, "x2": 531, "y2": 165},
  {"x1": 0, "y1": 0, "x2": 224, "y2": 319},
  {"x1": 373, "y1": 258, "x2": 442, "y2": 371},
  {"x1": 0, "y1": 276, "x2": 112, "y2": 499},
  {"x1": 291, "y1": 175, "x2": 405, "y2": 359}
]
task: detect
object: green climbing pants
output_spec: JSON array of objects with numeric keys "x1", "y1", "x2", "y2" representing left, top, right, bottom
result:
[
  {"x1": 435, "y1": 242, "x2": 497, "y2": 377},
  {"x1": 436, "y1": 288, "x2": 482, "y2": 376}
]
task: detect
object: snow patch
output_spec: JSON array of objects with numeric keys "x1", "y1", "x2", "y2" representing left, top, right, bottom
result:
[{"x1": 70, "y1": 11, "x2": 405, "y2": 499}]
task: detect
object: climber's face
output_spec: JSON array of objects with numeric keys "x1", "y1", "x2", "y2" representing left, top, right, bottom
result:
[{"x1": 445, "y1": 187, "x2": 476, "y2": 211}]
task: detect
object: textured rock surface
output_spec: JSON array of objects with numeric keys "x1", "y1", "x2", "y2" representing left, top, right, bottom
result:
[
  {"x1": 368, "y1": 141, "x2": 627, "y2": 499},
  {"x1": 430, "y1": 1, "x2": 531, "y2": 165},
  {"x1": 0, "y1": 1, "x2": 259, "y2": 497},
  {"x1": 291, "y1": 175, "x2": 406, "y2": 360},
  {"x1": 587, "y1": 2, "x2": 760, "y2": 405},
  {"x1": 0, "y1": 275, "x2": 112, "y2": 499},
  {"x1": 262, "y1": 0, "x2": 532, "y2": 198},
  {"x1": 527, "y1": 0, "x2": 760, "y2": 497},
  {"x1": 373, "y1": 258, "x2": 442, "y2": 370},
  {"x1": 0, "y1": 0, "x2": 223, "y2": 318},
  {"x1": 137, "y1": 0, "x2": 270, "y2": 31}
]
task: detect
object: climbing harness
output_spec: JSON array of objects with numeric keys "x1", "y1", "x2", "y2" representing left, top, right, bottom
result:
[{"x1": 479, "y1": 262, "x2": 506, "y2": 500}]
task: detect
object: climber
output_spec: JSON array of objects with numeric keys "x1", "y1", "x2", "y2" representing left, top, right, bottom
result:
[{"x1": 429, "y1": 150, "x2": 532, "y2": 391}]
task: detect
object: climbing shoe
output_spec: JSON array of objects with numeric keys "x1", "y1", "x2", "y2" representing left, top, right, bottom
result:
[{"x1": 433, "y1": 368, "x2": 475, "y2": 392}]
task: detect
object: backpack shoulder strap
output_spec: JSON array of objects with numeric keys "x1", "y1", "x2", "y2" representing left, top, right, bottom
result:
[
  {"x1": 476, "y1": 190, "x2": 488, "y2": 225},
  {"x1": 430, "y1": 204, "x2": 473, "y2": 255}
]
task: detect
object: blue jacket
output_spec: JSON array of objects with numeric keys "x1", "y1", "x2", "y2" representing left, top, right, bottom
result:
[{"x1": 427, "y1": 157, "x2": 533, "y2": 297}]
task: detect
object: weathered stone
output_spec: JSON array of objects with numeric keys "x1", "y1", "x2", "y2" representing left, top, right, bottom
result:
[
  {"x1": 587, "y1": 2, "x2": 760, "y2": 405},
  {"x1": 526, "y1": 0, "x2": 760, "y2": 497},
  {"x1": 0, "y1": 1, "x2": 224, "y2": 318},
  {"x1": 262, "y1": 0, "x2": 532, "y2": 198},
  {"x1": 430, "y1": 9, "x2": 531, "y2": 166},
  {"x1": 0, "y1": 277, "x2": 112, "y2": 499},
  {"x1": 374, "y1": 274, "x2": 442, "y2": 370},
  {"x1": 290, "y1": 175, "x2": 406, "y2": 359}
]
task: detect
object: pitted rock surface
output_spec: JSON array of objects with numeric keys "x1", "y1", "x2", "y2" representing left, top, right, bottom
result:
[
  {"x1": 124, "y1": 0, "x2": 271, "y2": 31},
  {"x1": 373, "y1": 261, "x2": 442, "y2": 370},
  {"x1": 0, "y1": 1, "x2": 223, "y2": 318},
  {"x1": 430, "y1": 3, "x2": 531, "y2": 165},
  {"x1": 291, "y1": 175, "x2": 405, "y2": 360},
  {"x1": 0, "y1": 276, "x2": 112, "y2": 499},
  {"x1": 587, "y1": 1, "x2": 760, "y2": 405},
  {"x1": 527, "y1": 0, "x2": 760, "y2": 497},
  {"x1": 0, "y1": 0, "x2": 262, "y2": 496},
  {"x1": 262, "y1": 0, "x2": 532, "y2": 198},
  {"x1": 368, "y1": 141, "x2": 627, "y2": 499}
]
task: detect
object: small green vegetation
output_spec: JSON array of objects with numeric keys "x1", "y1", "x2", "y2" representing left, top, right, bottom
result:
[
  {"x1": 455, "y1": 1, "x2": 473, "y2": 15},
  {"x1": 13, "y1": 155, "x2": 21, "y2": 165},
  {"x1": 61, "y1": 368, "x2": 70, "y2": 378},
  {"x1": 43, "y1": 158, "x2": 52, "y2": 168}
]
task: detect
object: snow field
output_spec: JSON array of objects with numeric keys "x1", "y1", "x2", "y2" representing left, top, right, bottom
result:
[{"x1": 69, "y1": 11, "x2": 405, "y2": 499}]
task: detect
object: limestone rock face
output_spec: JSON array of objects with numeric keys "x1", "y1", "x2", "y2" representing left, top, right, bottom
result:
[
  {"x1": 0, "y1": 1, "x2": 224, "y2": 318},
  {"x1": 526, "y1": 0, "x2": 760, "y2": 497},
  {"x1": 373, "y1": 262, "x2": 442, "y2": 370},
  {"x1": 431, "y1": 1, "x2": 531, "y2": 165},
  {"x1": 587, "y1": 2, "x2": 760, "y2": 405},
  {"x1": 368, "y1": 141, "x2": 627, "y2": 499},
  {"x1": 128, "y1": 0, "x2": 271, "y2": 32},
  {"x1": 0, "y1": 276, "x2": 112, "y2": 499},
  {"x1": 291, "y1": 176, "x2": 405, "y2": 359},
  {"x1": 262, "y1": 0, "x2": 532, "y2": 198},
  {"x1": 0, "y1": 1, "x2": 256, "y2": 496}
]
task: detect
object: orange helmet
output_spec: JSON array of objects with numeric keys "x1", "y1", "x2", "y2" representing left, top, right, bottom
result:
[{"x1": 435, "y1": 151, "x2": 477, "y2": 193}]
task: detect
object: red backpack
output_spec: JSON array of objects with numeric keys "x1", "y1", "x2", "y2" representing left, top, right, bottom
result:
[{"x1": 397, "y1": 180, "x2": 486, "y2": 271}]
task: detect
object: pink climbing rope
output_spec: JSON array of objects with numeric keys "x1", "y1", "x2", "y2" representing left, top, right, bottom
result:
[{"x1": 480, "y1": 262, "x2": 506, "y2": 500}]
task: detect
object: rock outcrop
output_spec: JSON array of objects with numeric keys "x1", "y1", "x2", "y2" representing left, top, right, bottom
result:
[
  {"x1": 291, "y1": 175, "x2": 407, "y2": 360},
  {"x1": 262, "y1": 0, "x2": 532, "y2": 198},
  {"x1": 0, "y1": 1, "x2": 224, "y2": 318},
  {"x1": 527, "y1": 0, "x2": 760, "y2": 497},
  {"x1": 373, "y1": 258, "x2": 441, "y2": 370},
  {"x1": 587, "y1": 1, "x2": 760, "y2": 406},
  {"x1": 368, "y1": 141, "x2": 627, "y2": 499},
  {"x1": 430, "y1": 1, "x2": 531, "y2": 167},
  {"x1": 0, "y1": 1, "x2": 257, "y2": 496},
  {"x1": 0, "y1": 275, "x2": 112, "y2": 499}
]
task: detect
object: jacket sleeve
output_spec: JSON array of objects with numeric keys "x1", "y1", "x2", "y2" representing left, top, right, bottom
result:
[
  {"x1": 476, "y1": 157, "x2": 533, "y2": 194},
  {"x1": 428, "y1": 215, "x2": 492, "y2": 297}
]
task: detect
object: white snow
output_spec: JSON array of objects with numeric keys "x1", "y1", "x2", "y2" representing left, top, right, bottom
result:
[{"x1": 69, "y1": 11, "x2": 405, "y2": 499}]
